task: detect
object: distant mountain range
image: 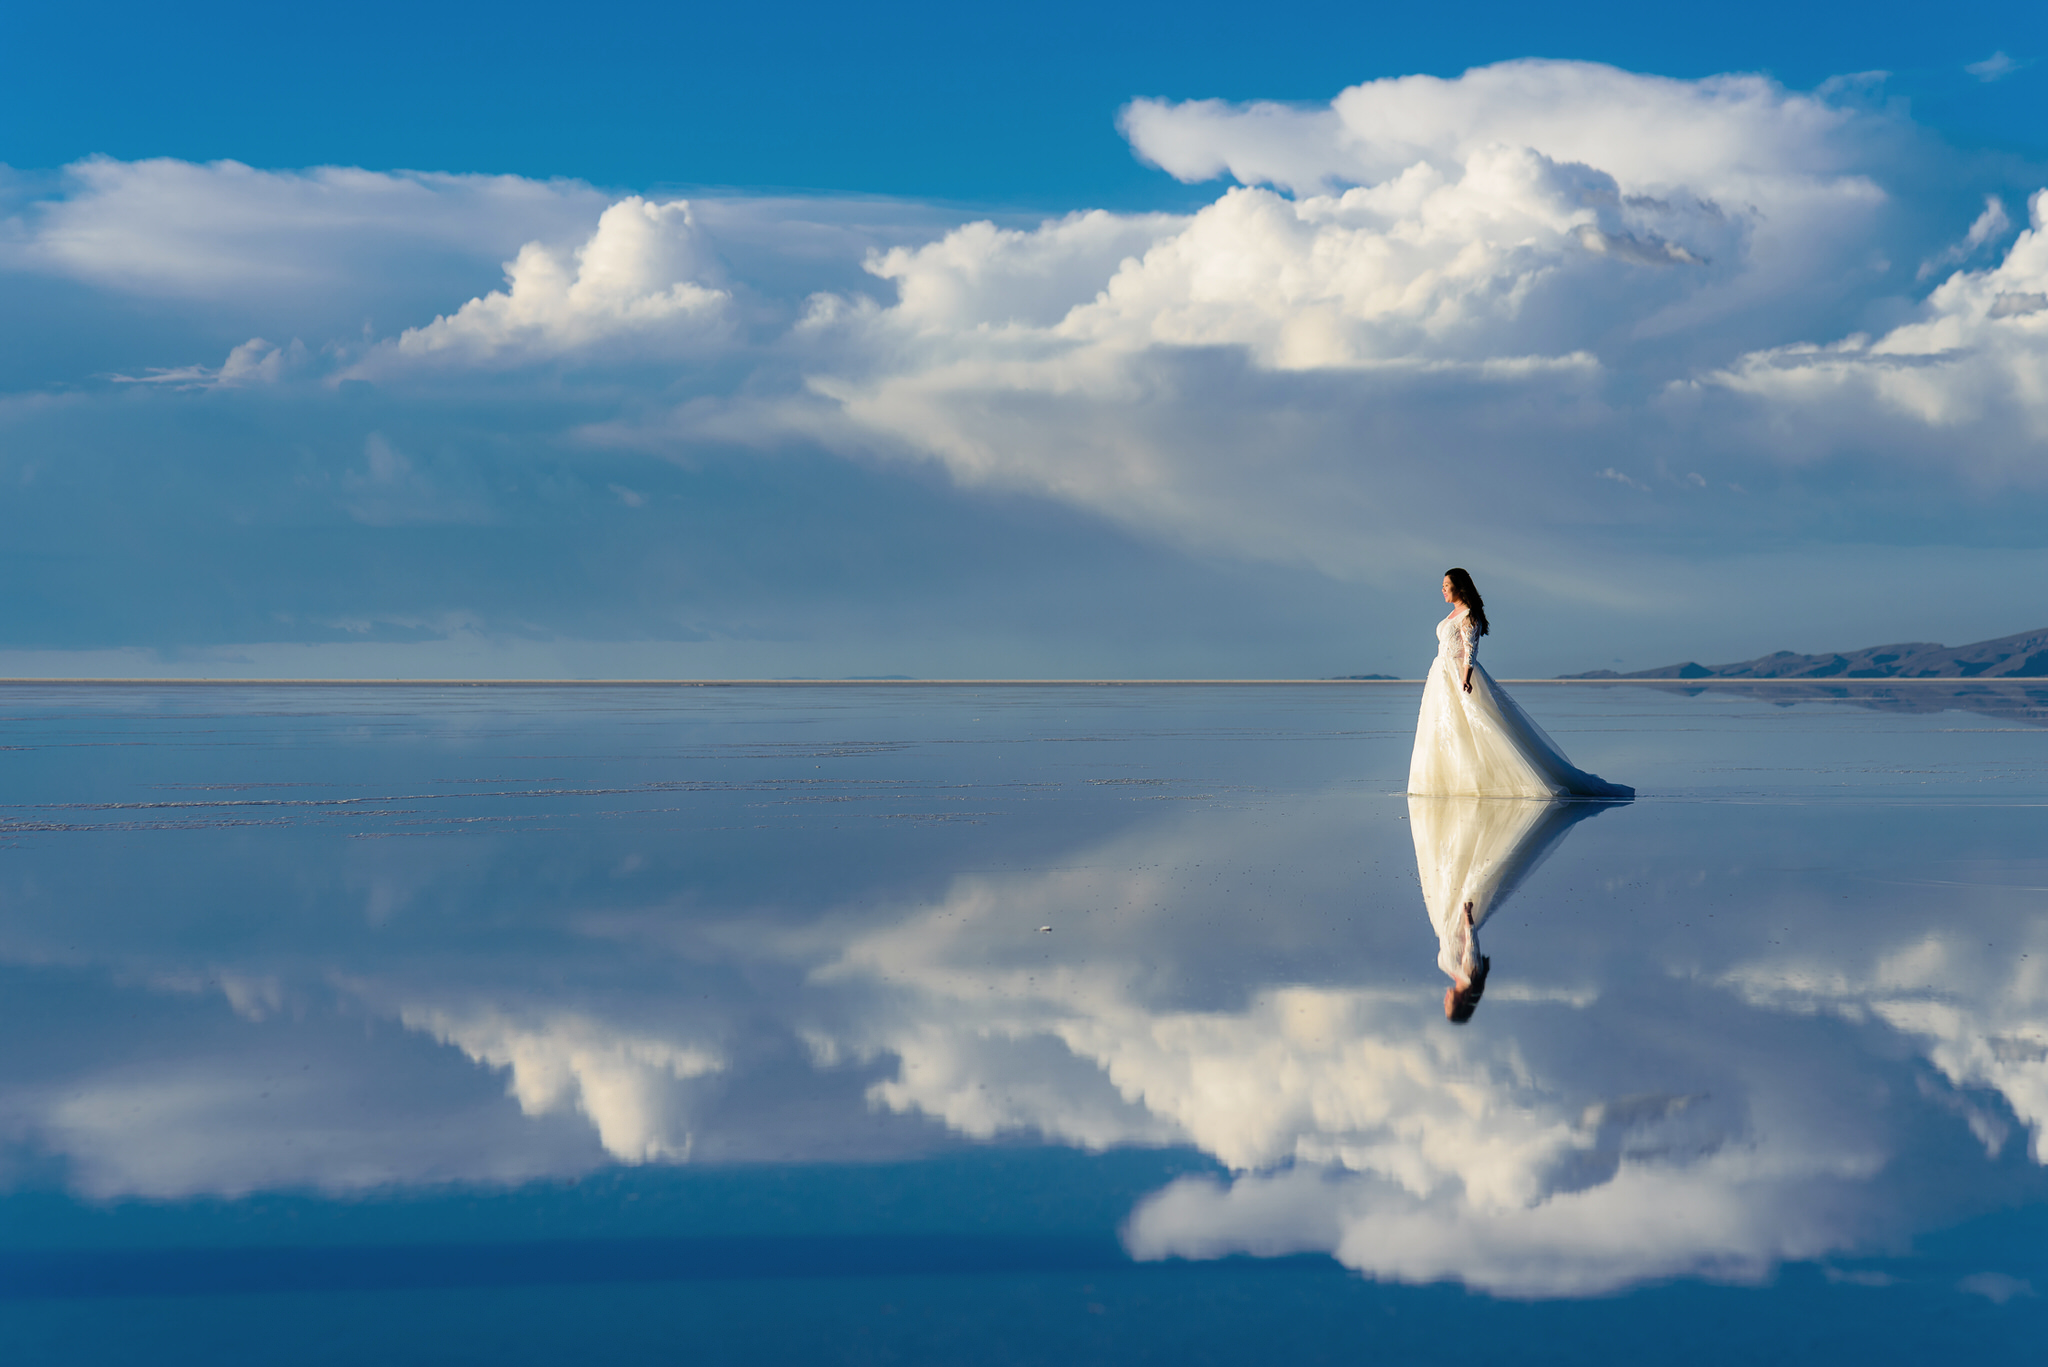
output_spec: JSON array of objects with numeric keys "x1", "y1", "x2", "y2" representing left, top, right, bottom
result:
[{"x1": 1565, "y1": 627, "x2": 2048, "y2": 681}]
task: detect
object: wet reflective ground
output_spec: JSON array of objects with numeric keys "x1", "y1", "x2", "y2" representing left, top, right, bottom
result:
[{"x1": 2, "y1": 683, "x2": 2045, "y2": 1361}]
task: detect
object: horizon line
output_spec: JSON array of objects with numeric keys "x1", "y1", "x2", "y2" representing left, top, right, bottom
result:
[{"x1": 0, "y1": 677, "x2": 2036, "y2": 688}]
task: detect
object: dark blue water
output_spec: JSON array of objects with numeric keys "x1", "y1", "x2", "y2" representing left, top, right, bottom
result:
[{"x1": 1, "y1": 683, "x2": 2043, "y2": 1361}]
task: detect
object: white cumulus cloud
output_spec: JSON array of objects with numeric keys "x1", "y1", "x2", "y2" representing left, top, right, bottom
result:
[
  {"x1": 686, "y1": 59, "x2": 1980, "y2": 612},
  {"x1": 1710, "y1": 188, "x2": 2048, "y2": 484},
  {"x1": 1121, "y1": 61, "x2": 1882, "y2": 199},
  {"x1": 360, "y1": 197, "x2": 731, "y2": 370}
]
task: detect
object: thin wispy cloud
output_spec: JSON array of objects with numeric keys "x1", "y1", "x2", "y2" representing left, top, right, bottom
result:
[
  {"x1": 1966, "y1": 51, "x2": 2026, "y2": 83},
  {"x1": 1917, "y1": 194, "x2": 2012, "y2": 280}
]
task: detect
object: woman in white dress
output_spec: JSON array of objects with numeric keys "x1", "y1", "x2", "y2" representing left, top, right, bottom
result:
[{"x1": 1409, "y1": 568, "x2": 1632, "y2": 801}]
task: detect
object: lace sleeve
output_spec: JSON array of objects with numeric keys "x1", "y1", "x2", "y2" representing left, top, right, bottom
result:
[{"x1": 1455, "y1": 616, "x2": 1477, "y2": 673}]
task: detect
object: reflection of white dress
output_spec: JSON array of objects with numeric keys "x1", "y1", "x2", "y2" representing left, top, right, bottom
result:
[
  {"x1": 1409, "y1": 609, "x2": 1632, "y2": 800},
  {"x1": 1409, "y1": 795, "x2": 1612, "y2": 981}
]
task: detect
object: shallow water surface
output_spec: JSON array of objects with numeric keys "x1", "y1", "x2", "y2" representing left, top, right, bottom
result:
[{"x1": 1, "y1": 683, "x2": 2044, "y2": 1361}]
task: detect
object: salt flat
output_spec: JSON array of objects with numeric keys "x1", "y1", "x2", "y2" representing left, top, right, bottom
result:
[{"x1": 1, "y1": 683, "x2": 2042, "y2": 1361}]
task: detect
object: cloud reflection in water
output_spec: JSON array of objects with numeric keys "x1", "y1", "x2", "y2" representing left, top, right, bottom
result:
[{"x1": 1, "y1": 684, "x2": 2045, "y2": 1298}]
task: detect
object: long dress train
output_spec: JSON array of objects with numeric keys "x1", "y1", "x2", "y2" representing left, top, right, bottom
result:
[{"x1": 1409, "y1": 609, "x2": 1632, "y2": 800}]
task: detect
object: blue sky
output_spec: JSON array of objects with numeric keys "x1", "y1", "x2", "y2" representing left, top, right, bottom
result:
[
  {"x1": 2, "y1": 3, "x2": 2047, "y2": 676},
  {"x1": 7, "y1": 2, "x2": 2043, "y2": 204}
]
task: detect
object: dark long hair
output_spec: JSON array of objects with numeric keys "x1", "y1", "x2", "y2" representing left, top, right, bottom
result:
[
  {"x1": 1443, "y1": 567, "x2": 1489, "y2": 637},
  {"x1": 1447, "y1": 954, "x2": 1490, "y2": 1024}
]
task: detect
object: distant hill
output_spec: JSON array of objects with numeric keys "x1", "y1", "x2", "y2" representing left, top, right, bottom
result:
[{"x1": 1564, "y1": 627, "x2": 2048, "y2": 681}]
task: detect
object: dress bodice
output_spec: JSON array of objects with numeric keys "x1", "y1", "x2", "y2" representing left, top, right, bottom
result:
[{"x1": 1435, "y1": 610, "x2": 1478, "y2": 672}]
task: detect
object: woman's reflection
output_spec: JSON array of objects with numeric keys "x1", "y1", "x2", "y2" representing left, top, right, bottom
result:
[{"x1": 1409, "y1": 795, "x2": 1622, "y2": 1022}]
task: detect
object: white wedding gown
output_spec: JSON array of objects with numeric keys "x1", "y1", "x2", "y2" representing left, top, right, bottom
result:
[{"x1": 1409, "y1": 609, "x2": 1633, "y2": 800}]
